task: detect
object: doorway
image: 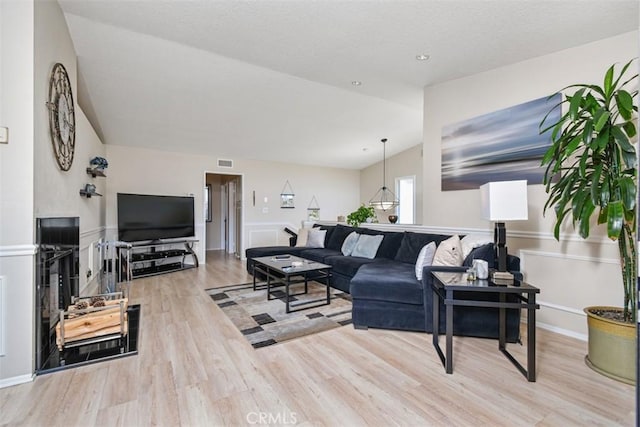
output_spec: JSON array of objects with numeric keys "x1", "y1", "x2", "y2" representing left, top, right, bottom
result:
[{"x1": 204, "y1": 172, "x2": 243, "y2": 260}]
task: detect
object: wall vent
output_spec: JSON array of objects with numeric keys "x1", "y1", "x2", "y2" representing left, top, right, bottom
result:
[{"x1": 218, "y1": 159, "x2": 233, "y2": 168}]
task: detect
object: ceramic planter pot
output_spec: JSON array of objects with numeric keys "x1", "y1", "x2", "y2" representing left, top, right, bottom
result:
[{"x1": 584, "y1": 306, "x2": 636, "y2": 385}]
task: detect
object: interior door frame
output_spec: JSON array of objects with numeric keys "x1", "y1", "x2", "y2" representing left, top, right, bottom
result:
[{"x1": 203, "y1": 171, "x2": 244, "y2": 262}]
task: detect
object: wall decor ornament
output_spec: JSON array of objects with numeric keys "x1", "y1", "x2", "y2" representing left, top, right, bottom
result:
[
  {"x1": 280, "y1": 180, "x2": 295, "y2": 208},
  {"x1": 441, "y1": 94, "x2": 561, "y2": 191},
  {"x1": 46, "y1": 63, "x2": 76, "y2": 171},
  {"x1": 307, "y1": 196, "x2": 320, "y2": 220}
]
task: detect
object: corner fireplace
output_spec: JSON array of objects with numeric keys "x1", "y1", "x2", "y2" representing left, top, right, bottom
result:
[{"x1": 35, "y1": 217, "x2": 79, "y2": 372}]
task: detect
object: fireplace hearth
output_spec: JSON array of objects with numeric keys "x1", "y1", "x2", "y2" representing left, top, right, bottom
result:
[{"x1": 35, "y1": 217, "x2": 139, "y2": 374}]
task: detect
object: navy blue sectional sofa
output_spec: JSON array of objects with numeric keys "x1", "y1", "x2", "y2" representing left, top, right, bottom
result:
[{"x1": 245, "y1": 224, "x2": 522, "y2": 342}]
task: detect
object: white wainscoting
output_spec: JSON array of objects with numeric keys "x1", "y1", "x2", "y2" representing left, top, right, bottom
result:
[
  {"x1": 0, "y1": 276, "x2": 5, "y2": 356},
  {"x1": 518, "y1": 249, "x2": 621, "y2": 340},
  {"x1": 244, "y1": 222, "x2": 300, "y2": 259}
]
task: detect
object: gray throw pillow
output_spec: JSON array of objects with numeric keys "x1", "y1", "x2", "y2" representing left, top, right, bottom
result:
[
  {"x1": 306, "y1": 229, "x2": 326, "y2": 248},
  {"x1": 341, "y1": 231, "x2": 360, "y2": 256},
  {"x1": 351, "y1": 234, "x2": 384, "y2": 259}
]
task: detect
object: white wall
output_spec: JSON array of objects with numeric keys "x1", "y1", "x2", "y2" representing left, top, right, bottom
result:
[
  {"x1": 0, "y1": 0, "x2": 106, "y2": 387},
  {"x1": 0, "y1": 0, "x2": 36, "y2": 387},
  {"x1": 360, "y1": 143, "x2": 423, "y2": 224},
  {"x1": 105, "y1": 144, "x2": 360, "y2": 261},
  {"x1": 422, "y1": 31, "x2": 639, "y2": 338},
  {"x1": 34, "y1": 0, "x2": 106, "y2": 296}
]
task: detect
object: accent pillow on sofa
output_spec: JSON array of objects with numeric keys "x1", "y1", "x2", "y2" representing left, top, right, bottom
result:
[
  {"x1": 463, "y1": 242, "x2": 496, "y2": 268},
  {"x1": 341, "y1": 231, "x2": 360, "y2": 256},
  {"x1": 415, "y1": 241, "x2": 436, "y2": 280},
  {"x1": 327, "y1": 224, "x2": 355, "y2": 251},
  {"x1": 461, "y1": 233, "x2": 493, "y2": 259},
  {"x1": 295, "y1": 228, "x2": 309, "y2": 247},
  {"x1": 351, "y1": 234, "x2": 384, "y2": 259},
  {"x1": 306, "y1": 229, "x2": 327, "y2": 248},
  {"x1": 432, "y1": 234, "x2": 463, "y2": 266}
]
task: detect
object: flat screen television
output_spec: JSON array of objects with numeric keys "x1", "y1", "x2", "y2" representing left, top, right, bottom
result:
[{"x1": 117, "y1": 193, "x2": 195, "y2": 242}]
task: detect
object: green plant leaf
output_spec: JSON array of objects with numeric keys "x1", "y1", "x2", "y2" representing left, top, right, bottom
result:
[
  {"x1": 595, "y1": 128, "x2": 610, "y2": 150},
  {"x1": 578, "y1": 198, "x2": 595, "y2": 239},
  {"x1": 619, "y1": 176, "x2": 636, "y2": 210},
  {"x1": 607, "y1": 201, "x2": 624, "y2": 239},
  {"x1": 623, "y1": 121, "x2": 637, "y2": 138},
  {"x1": 593, "y1": 109, "x2": 610, "y2": 132},
  {"x1": 611, "y1": 125, "x2": 635, "y2": 152},
  {"x1": 590, "y1": 164, "x2": 602, "y2": 205},
  {"x1": 604, "y1": 64, "x2": 615, "y2": 97},
  {"x1": 569, "y1": 89, "x2": 585, "y2": 120},
  {"x1": 616, "y1": 90, "x2": 633, "y2": 120}
]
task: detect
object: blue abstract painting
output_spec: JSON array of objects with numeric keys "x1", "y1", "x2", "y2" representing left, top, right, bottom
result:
[{"x1": 441, "y1": 93, "x2": 560, "y2": 191}]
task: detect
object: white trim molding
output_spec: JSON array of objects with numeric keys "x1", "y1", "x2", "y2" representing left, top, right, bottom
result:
[
  {"x1": 0, "y1": 374, "x2": 34, "y2": 389},
  {"x1": 537, "y1": 322, "x2": 588, "y2": 342},
  {"x1": 519, "y1": 249, "x2": 620, "y2": 267},
  {"x1": 0, "y1": 244, "x2": 37, "y2": 257}
]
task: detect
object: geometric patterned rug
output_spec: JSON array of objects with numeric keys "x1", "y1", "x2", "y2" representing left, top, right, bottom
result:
[{"x1": 205, "y1": 281, "x2": 352, "y2": 349}]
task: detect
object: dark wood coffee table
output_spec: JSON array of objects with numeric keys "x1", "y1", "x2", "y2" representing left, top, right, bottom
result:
[
  {"x1": 431, "y1": 271, "x2": 540, "y2": 381},
  {"x1": 251, "y1": 255, "x2": 332, "y2": 313}
]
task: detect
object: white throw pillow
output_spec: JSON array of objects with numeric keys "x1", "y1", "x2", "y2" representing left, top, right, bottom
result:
[
  {"x1": 461, "y1": 233, "x2": 493, "y2": 259},
  {"x1": 295, "y1": 228, "x2": 309, "y2": 247},
  {"x1": 415, "y1": 241, "x2": 437, "y2": 280},
  {"x1": 351, "y1": 234, "x2": 384, "y2": 259},
  {"x1": 306, "y1": 228, "x2": 326, "y2": 248},
  {"x1": 432, "y1": 235, "x2": 464, "y2": 267},
  {"x1": 341, "y1": 232, "x2": 360, "y2": 256}
]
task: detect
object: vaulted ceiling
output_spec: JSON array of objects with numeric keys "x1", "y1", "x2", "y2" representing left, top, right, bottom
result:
[{"x1": 59, "y1": 0, "x2": 638, "y2": 169}]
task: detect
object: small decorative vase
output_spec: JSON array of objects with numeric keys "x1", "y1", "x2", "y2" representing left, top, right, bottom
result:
[{"x1": 388, "y1": 215, "x2": 398, "y2": 224}]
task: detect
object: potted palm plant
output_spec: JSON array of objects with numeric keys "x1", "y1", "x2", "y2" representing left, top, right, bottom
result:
[{"x1": 540, "y1": 60, "x2": 637, "y2": 384}]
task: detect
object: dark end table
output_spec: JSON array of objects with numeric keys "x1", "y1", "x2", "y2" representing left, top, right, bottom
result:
[{"x1": 431, "y1": 271, "x2": 540, "y2": 382}]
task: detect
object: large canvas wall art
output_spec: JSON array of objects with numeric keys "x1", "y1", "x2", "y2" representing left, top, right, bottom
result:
[{"x1": 441, "y1": 93, "x2": 561, "y2": 191}]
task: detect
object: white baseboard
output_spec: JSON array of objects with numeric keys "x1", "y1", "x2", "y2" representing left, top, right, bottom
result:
[
  {"x1": 0, "y1": 373, "x2": 34, "y2": 389},
  {"x1": 537, "y1": 321, "x2": 588, "y2": 342}
]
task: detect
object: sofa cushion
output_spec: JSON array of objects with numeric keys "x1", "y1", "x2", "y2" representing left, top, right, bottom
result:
[
  {"x1": 341, "y1": 231, "x2": 360, "y2": 256},
  {"x1": 351, "y1": 234, "x2": 384, "y2": 259},
  {"x1": 324, "y1": 255, "x2": 380, "y2": 278},
  {"x1": 432, "y1": 235, "x2": 464, "y2": 266},
  {"x1": 350, "y1": 261, "x2": 422, "y2": 305},
  {"x1": 463, "y1": 243, "x2": 496, "y2": 268},
  {"x1": 295, "y1": 228, "x2": 309, "y2": 247},
  {"x1": 415, "y1": 242, "x2": 437, "y2": 280},
  {"x1": 315, "y1": 224, "x2": 335, "y2": 247},
  {"x1": 461, "y1": 234, "x2": 493, "y2": 259},
  {"x1": 394, "y1": 232, "x2": 450, "y2": 264},
  {"x1": 299, "y1": 248, "x2": 342, "y2": 263},
  {"x1": 307, "y1": 228, "x2": 326, "y2": 247},
  {"x1": 327, "y1": 224, "x2": 355, "y2": 251}
]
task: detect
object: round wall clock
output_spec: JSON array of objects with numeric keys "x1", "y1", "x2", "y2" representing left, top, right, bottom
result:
[{"x1": 46, "y1": 62, "x2": 75, "y2": 171}]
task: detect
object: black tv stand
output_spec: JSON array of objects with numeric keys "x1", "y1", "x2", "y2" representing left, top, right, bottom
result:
[{"x1": 122, "y1": 238, "x2": 199, "y2": 279}]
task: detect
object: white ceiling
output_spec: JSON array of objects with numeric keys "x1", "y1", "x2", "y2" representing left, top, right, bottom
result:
[{"x1": 59, "y1": 0, "x2": 639, "y2": 170}]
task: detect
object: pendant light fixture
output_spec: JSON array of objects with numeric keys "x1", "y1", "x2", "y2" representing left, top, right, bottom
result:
[{"x1": 368, "y1": 138, "x2": 399, "y2": 211}]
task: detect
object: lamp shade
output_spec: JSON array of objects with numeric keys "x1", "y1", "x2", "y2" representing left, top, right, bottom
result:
[{"x1": 480, "y1": 180, "x2": 528, "y2": 221}]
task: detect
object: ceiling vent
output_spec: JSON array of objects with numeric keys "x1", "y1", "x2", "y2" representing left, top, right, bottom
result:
[{"x1": 217, "y1": 159, "x2": 233, "y2": 168}]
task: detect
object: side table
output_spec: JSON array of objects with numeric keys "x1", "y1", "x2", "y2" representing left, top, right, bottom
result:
[{"x1": 431, "y1": 271, "x2": 540, "y2": 382}]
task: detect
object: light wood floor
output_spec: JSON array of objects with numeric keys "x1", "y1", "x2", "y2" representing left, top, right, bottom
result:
[{"x1": 0, "y1": 250, "x2": 635, "y2": 426}]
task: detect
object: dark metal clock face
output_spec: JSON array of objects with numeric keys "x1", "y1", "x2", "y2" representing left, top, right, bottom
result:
[{"x1": 47, "y1": 63, "x2": 75, "y2": 171}]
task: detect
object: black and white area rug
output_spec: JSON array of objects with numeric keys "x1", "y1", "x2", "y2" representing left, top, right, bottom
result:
[{"x1": 206, "y1": 282, "x2": 352, "y2": 349}]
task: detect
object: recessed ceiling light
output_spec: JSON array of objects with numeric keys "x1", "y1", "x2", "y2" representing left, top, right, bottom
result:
[
  {"x1": 351, "y1": 81, "x2": 362, "y2": 86},
  {"x1": 415, "y1": 54, "x2": 430, "y2": 61}
]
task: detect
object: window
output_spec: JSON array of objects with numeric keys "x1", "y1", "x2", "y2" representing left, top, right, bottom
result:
[{"x1": 395, "y1": 176, "x2": 415, "y2": 224}]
